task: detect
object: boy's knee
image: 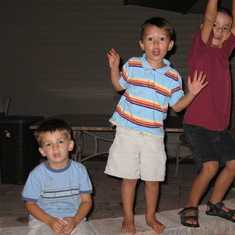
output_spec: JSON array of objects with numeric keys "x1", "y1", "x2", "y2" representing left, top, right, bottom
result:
[
  {"x1": 145, "y1": 181, "x2": 159, "y2": 187},
  {"x1": 123, "y1": 178, "x2": 138, "y2": 185},
  {"x1": 225, "y1": 160, "x2": 235, "y2": 171},
  {"x1": 202, "y1": 161, "x2": 219, "y2": 176}
]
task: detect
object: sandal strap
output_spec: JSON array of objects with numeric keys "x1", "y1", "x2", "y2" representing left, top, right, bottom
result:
[
  {"x1": 220, "y1": 209, "x2": 235, "y2": 218},
  {"x1": 207, "y1": 201, "x2": 235, "y2": 220},
  {"x1": 207, "y1": 201, "x2": 224, "y2": 212},
  {"x1": 178, "y1": 206, "x2": 198, "y2": 215},
  {"x1": 181, "y1": 215, "x2": 198, "y2": 222},
  {"x1": 179, "y1": 207, "x2": 200, "y2": 227}
]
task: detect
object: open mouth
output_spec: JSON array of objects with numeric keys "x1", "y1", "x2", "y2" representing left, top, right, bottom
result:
[
  {"x1": 213, "y1": 35, "x2": 222, "y2": 40},
  {"x1": 54, "y1": 153, "x2": 61, "y2": 158},
  {"x1": 153, "y1": 49, "x2": 160, "y2": 56}
]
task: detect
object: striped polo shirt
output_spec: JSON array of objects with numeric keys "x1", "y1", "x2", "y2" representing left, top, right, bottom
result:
[{"x1": 110, "y1": 54, "x2": 184, "y2": 138}]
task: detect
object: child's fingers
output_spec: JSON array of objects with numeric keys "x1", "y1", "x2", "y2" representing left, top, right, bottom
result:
[
  {"x1": 197, "y1": 71, "x2": 206, "y2": 82},
  {"x1": 63, "y1": 225, "x2": 74, "y2": 235},
  {"x1": 107, "y1": 49, "x2": 120, "y2": 59},
  {"x1": 188, "y1": 73, "x2": 208, "y2": 87},
  {"x1": 200, "y1": 74, "x2": 207, "y2": 83},
  {"x1": 193, "y1": 70, "x2": 201, "y2": 81},
  {"x1": 196, "y1": 72, "x2": 207, "y2": 85},
  {"x1": 193, "y1": 70, "x2": 198, "y2": 80},
  {"x1": 107, "y1": 49, "x2": 115, "y2": 56},
  {"x1": 58, "y1": 219, "x2": 68, "y2": 226},
  {"x1": 187, "y1": 75, "x2": 192, "y2": 86},
  {"x1": 192, "y1": 70, "x2": 207, "y2": 84},
  {"x1": 107, "y1": 53, "x2": 111, "y2": 58},
  {"x1": 202, "y1": 81, "x2": 209, "y2": 88}
]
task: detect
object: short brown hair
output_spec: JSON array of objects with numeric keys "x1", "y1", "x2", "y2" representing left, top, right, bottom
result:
[
  {"x1": 34, "y1": 118, "x2": 72, "y2": 146},
  {"x1": 140, "y1": 17, "x2": 174, "y2": 41}
]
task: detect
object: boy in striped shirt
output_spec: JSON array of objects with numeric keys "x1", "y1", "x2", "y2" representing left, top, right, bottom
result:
[{"x1": 105, "y1": 17, "x2": 208, "y2": 234}]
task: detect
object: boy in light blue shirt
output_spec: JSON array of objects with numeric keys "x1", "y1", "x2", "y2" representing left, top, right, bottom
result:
[{"x1": 22, "y1": 119, "x2": 95, "y2": 235}]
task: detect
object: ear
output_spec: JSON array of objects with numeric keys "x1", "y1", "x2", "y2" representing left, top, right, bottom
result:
[
  {"x1": 39, "y1": 147, "x2": 47, "y2": 157},
  {"x1": 139, "y1": 40, "x2": 145, "y2": 51},
  {"x1": 168, "y1": 40, "x2": 174, "y2": 51},
  {"x1": 68, "y1": 140, "x2": 74, "y2": 151}
]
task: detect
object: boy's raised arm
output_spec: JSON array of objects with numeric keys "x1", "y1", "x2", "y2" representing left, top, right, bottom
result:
[
  {"x1": 230, "y1": 0, "x2": 235, "y2": 34},
  {"x1": 201, "y1": 0, "x2": 218, "y2": 44}
]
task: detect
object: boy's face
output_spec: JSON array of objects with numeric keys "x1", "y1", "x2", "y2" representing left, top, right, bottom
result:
[
  {"x1": 139, "y1": 25, "x2": 174, "y2": 69},
  {"x1": 39, "y1": 130, "x2": 74, "y2": 169},
  {"x1": 212, "y1": 12, "x2": 232, "y2": 48}
]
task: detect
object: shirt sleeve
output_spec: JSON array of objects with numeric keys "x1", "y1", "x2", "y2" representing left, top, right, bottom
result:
[
  {"x1": 168, "y1": 72, "x2": 184, "y2": 107},
  {"x1": 119, "y1": 60, "x2": 129, "y2": 89},
  {"x1": 22, "y1": 170, "x2": 42, "y2": 202},
  {"x1": 78, "y1": 164, "x2": 93, "y2": 194}
]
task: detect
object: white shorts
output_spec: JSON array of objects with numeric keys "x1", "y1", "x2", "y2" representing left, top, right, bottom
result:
[
  {"x1": 105, "y1": 126, "x2": 166, "y2": 181},
  {"x1": 28, "y1": 218, "x2": 96, "y2": 235}
]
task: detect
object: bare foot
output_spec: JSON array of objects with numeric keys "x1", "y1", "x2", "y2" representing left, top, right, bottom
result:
[
  {"x1": 146, "y1": 218, "x2": 166, "y2": 234},
  {"x1": 121, "y1": 220, "x2": 136, "y2": 234}
]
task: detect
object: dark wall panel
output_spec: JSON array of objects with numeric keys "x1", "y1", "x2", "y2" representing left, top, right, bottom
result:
[{"x1": 0, "y1": 0, "x2": 234, "y2": 118}]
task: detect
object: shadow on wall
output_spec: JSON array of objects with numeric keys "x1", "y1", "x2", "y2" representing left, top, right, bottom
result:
[{"x1": 230, "y1": 99, "x2": 235, "y2": 139}]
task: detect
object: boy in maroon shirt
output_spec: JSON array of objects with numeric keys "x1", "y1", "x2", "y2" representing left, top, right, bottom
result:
[{"x1": 179, "y1": 0, "x2": 235, "y2": 227}]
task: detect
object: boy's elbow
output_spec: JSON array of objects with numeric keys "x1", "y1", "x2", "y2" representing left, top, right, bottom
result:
[
  {"x1": 171, "y1": 104, "x2": 183, "y2": 113},
  {"x1": 115, "y1": 88, "x2": 124, "y2": 92},
  {"x1": 113, "y1": 85, "x2": 124, "y2": 92}
]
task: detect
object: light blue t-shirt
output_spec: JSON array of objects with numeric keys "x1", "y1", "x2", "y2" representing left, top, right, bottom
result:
[{"x1": 22, "y1": 160, "x2": 93, "y2": 220}]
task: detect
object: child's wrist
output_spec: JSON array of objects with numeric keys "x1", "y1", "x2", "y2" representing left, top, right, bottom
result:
[
  {"x1": 110, "y1": 67, "x2": 119, "y2": 72},
  {"x1": 188, "y1": 91, "x2": 196, "y2": 98}
]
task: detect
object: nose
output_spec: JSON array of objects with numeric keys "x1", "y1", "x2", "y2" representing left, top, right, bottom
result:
[
  {"x1": 53, "y1": 143, "x2": 59, "y2": 150},
  {"x1": 154, "y1": 39, "x2": 159, "y2": 45},
  {"x1": 216, "y1": 27, "x2": 222, "y2": 32}
]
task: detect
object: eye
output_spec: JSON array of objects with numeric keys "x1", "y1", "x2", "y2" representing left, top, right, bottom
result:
[
  {"x1": 147, "y1": 37, "x2": 153, "y2": 41},
  {"x1": 45, "y1": 143, "x2": 51, "y2": 147},
  {"x1": 223, "y1": 26, "x2": 229, "y2": 31},
  {"x1": 160, "y1": 37, "x2": 165, "y2": 41},
  {"x1": 59, "y1": 140, "x2": 65, "y2": 144},
  {"x1": 213, "y1": 23, "x2": 217, "y2": 28}
]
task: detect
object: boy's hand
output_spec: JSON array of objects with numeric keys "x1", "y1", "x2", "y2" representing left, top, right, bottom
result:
[
  {"x1": 107, "y1": 48, "x2": 120, "y2": 69},
  {"x1": 48, "y1": 217, "x2": 67, "y2": 234},
  {"x1": 188, "y1": 70, "x2": 208, "y2": 96},
  {"x1": 61, "y1": 217, "x2": 78, "y2": 235}
]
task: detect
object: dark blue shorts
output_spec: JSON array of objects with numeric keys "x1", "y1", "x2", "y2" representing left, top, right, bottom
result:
[{"x1": 183, "y1": 124, "x2": 235, "y2": 173}]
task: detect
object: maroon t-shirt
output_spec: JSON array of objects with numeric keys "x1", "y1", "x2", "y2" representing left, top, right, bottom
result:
[{"x1": 184, "y1": 30, "x2": 235, "y2": 131}]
